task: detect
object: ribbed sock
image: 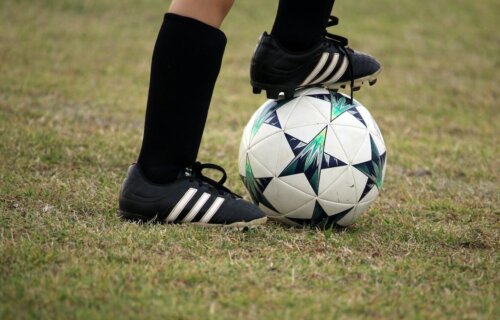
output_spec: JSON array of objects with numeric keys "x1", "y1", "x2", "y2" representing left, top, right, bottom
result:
[
  {"x1": 137, "y1": 13, "x2": 227, "y2": 183},
  {"x1": 271, "y1": 0, "x2": 335, "y2": 52}
]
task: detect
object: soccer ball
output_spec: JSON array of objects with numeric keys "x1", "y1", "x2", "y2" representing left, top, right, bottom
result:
[{"x1": 238, "y1": 88, "x2": 387, "y2": 228}]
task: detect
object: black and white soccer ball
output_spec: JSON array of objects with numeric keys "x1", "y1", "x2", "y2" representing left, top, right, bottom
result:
[{"x1": 238, "y1": 88, "x2": 387, "y2": 228}]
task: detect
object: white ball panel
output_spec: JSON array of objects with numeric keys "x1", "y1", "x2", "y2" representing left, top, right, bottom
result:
[
  {"x1": 238, "y1": 145, "x2": 247, "y2": 176},
  {"x1": 275, "y1": 98, "x2": 301, "y2": 129},
  {"x1": 374, "y1": 122, "x2": 385, "y2": 145},
  {"x1": 356, "y1": 201, "x2": 373, "y2": 214},
  {"x1": 335, "y1": 208, "x2": 356, "y2": 227},
  {"x1": 330, "y1": 124, "x2": 369, "y2": 164},
  {"x1": 261, "y1": 177, "x2": 279, "y2": 209},
  {"x1": 283, "y1": 96, "x2": 329, "y2": 130},
  {"x1": 324, "y1": 126, "x2": 349, "y2": 164},
  {"x1": 349, "y1": 130, "x2": 372, "y2": 165},
  {"x1": 382, "y1": 157, "x2": 388, "y2": 184},
  {"x1": 302, "y1": 96, "x2": 331, "y2": 123},
  {"x1": 319, "y1": 166, "x2": 358, "y2": 205},
  {"x1": 317, "y1": 198, "x2": 354, "y2": 216},
  {"x1": 351, "y1": 168, "x2": 370, "y2": 203},
  {"x1": 331, "y1": 109, "x2": 367, "y2": 130},
  {"x1": 247, "y1": 151, "x2": 273, "y2": 178},
  {"x1": 248, "y1": 131, "x2": 284, "y2": 177},
  {"x1": 248, "y1": 123, "x2": 283, "y2": 149},
  {"x1": 264, "y1": 177, "x2": 314, "y2": 214},
  {"x1": 275, "y1": 132, "x2": 296, "y2": 175},
  {"x1": 371, "y1": 134, "x2": 386, "y2": 156},
  {"x1": 339, "y1": 201, "x2": 372, "y2": 226},
  {"x1": 284, "y1": 199, "x2": 316, "y2": 219},
  {"x1": 357, "y1": 106, "x2": 385, "y2": 144},
  {"x1": 356, "y1": 106, "x2": 375, "y2": 125},
  {"x1": 241, "y1": 121, "x2": 252, "y2": 150},
  {"x1": 361, "y1": 185, "x2": 379, "y2": 204},
  {"x1": 318, "y1": 166, "x2": 350, "y2": 195},
  {"x1": 278, "y1": 174, "x2": 316, "y2": 196}
]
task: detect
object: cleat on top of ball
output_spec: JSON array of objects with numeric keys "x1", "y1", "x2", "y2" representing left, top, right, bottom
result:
[{"x1": 250, "y1": 16, "x2": 381, "y2": 99}]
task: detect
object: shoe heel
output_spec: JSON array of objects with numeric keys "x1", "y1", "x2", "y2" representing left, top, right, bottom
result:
[{"x1": 252, "y1": 87, "x2": 262, "y2": 94}]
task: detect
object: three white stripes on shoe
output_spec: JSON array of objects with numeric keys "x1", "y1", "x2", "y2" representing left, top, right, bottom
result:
[
  {"x1": 182, "y1": 192, "x2": 210, "y2": 222},
  {"x1": 300, "y1": 52, "x2": 349, "y2": 87},
  {"x1": 166, "y1": 188, "x2": 225, "y2": 223}
]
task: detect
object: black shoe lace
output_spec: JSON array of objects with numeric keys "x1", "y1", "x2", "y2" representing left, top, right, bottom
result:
[
  {"x1": 187, "y1": 162, "x2": 241, "y2": 198},
  {"x1": 324, "y1": 15, "x2": 354, "y2": 103}
]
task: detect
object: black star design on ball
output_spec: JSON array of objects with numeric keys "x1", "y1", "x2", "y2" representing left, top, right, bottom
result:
[
  {"x1": 279, "y1": 126, "x2": 347, "y2": 195},
  {"x1": 353, "y1": 135, "x2": 386, "y2": 201},
  {"x1": 308, "y1": 91, "x2": 359, "y2": 122},
  {"x1": 240, "y1": 155, "x2": 277, "y2": 212},
  {"x1": 288, "y1": 202, "x2": 353, "y2": 228},
  {"x1": 250, "y1": 98, "x2": 291, "y2": 139}
]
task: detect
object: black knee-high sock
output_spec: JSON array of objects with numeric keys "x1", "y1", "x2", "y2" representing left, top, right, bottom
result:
[
  {"x1": 271, "y1": 0, "x2": 335, "y2": 52},
  {"x1": 137, "y1": 13, "x2": 226, "y2": 183}
]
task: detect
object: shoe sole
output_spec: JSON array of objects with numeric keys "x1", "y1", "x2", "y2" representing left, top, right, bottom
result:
[
  {"x1": 118, "y1": 210, "x2": 268, "y2": 228},
  {"x1": 252, "y1": 68, "x2": 381, "y2": 100},
  {"x1": 325, "y1": 69, "x2": 381, "y2": 92},
  {"x1": 193, "y1": 216, "x2": 268, "y2": 228}
]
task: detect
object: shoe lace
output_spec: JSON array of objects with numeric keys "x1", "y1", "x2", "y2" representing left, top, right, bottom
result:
[
  {"x1": 324, "y1": 15, "x2": 354, "y2": 103},
  {"x1": 187, "y1": 162, "x2": 241, "y2": 199}
]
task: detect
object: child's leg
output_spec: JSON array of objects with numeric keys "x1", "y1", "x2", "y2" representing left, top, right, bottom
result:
[
  {"x1": 137, "y1": 0, "x2": 234, "y2": 184},
  {"x1": 271, "y1": 0, "x2": 335, "y2": 52},
  {"x1": 169, "y1": 0, "x2": 234, "y2": 28},
  {"x1": 119, "y1": 0, "x2": 266, "y2": 226}
]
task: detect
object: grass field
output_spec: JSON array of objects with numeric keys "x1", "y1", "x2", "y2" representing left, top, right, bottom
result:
[{"x1": 0, "y1": 0, "x2": 499, "y2": 318}]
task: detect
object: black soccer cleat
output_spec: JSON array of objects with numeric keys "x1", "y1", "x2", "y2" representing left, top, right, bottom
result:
[
  {"x1": 251, "y1": 16, "x2": 381, "y2": 99},
  {"x1": 118, "y1": 162, "x2": 267, "y2": 227}
]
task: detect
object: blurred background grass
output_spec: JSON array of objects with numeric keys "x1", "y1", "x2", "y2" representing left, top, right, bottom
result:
[{"x1": 0, "y1": 0, "x2": 498, "y2": 319}]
